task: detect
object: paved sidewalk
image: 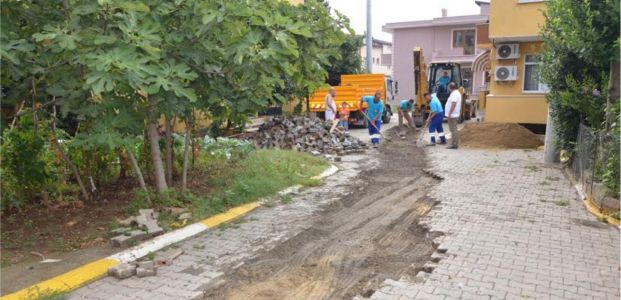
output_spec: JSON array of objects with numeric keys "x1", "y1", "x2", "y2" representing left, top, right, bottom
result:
[
  {"x1": 67, "y1": 154, "x2": 378, "y2": 300},
  {"x1": 370, "y1": 148, "x2": 620, "y2": 300}
]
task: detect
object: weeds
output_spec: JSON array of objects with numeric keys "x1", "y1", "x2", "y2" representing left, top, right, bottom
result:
[
  {"x1": 553, "y1": 200, "x2": 569, "y2": 207},
  {"x1": 525, "y1": 166, "x2": 540, "y2": 172},
  {"x1": 545, "y1": 176, "x2": 560, "y2": 181},
  {"x1": 280, "y1": 194, "x2": 293, "y2": 204},
  {"x1": 27, "y1": 289, "x2": 67, "y2": 300}
]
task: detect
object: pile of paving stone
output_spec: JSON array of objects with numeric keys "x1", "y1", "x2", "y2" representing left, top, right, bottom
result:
[
  {"x1": 250, "y1": 117, "x2": 368, "y2": 155},
  {"x1": 109, "y1": 209, "x2": 164, "y2": 248}
]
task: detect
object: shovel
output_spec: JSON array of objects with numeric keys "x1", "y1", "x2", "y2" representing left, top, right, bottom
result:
[
  {"x1": 359, "y1": 110, "x2": 391, "y2": 141},
  {"x1": 416, "y1": 122, "x2": 429, "y2": 147}
]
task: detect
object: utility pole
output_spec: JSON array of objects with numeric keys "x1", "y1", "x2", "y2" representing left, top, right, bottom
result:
[
  {"x1": 544, "y1": 104, "x2": 559, "y2": 163},
  {"x1": 366, "y1": 0, "x2": 372, "y2": 73}
]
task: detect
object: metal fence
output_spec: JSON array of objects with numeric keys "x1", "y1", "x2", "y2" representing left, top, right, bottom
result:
[{"x1": 570, "y1": 124, "x2": 620, "y2": 211}]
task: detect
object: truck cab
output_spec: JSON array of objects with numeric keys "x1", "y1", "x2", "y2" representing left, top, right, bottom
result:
[
  {"x1": 427, "y1": 62, "x2": 470, "y2": 123},
  {"x1": 412, "y1": 47, "x2": 473, "y2": 124}
]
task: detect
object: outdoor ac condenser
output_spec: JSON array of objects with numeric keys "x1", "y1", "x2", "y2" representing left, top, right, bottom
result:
[
  {"x1": 494, "y1": 66, "x2": 518, "y2": 81},
  {"x1": 496, "y1": 43, "x2": 520, "y2": 59}
]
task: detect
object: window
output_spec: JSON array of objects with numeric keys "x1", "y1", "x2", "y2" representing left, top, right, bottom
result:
[
  {"x1": 452, "y1": 29, "x2": 475, "y2": 55},
  {"x1": 523, "y1": 54, "x2": 549, "y2": 92}
]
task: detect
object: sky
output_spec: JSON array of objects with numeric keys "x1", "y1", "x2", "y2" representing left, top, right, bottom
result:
[{"x1": 327, "y1": 0, "x2": 482, "y2": 41}]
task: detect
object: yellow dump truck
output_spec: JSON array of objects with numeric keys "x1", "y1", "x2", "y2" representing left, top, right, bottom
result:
[{"x1": 309, "y1": 74, "x2": 394, "y2": 126}]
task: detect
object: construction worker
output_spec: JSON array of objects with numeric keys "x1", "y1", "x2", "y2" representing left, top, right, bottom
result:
[
  {"x1": 325, "y1": 87, "x2": 337, "y2": 121},
  {"x1": 360, "y1": 91, "x2": 384, "y2": 148},
  {"x1": 424, "y1": 92, "x2": 446, "y2": 146},
  {"x1": 438, "y1": 71, "x2": 450, "y2": 93},
  {"x1": 445, "y1": 82, "x2": 462, "y2": 149},
  {"x1": 398, "y1": 99, "x2": 417, "y2": 136}
]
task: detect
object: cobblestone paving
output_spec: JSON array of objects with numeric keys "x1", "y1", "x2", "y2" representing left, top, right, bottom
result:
[
  {"x1": 68, "y1": 154, "x2": 378, "y2": 300},
  {"x1": 370, "y1": 148, "x2": 620, "y2": 300}
]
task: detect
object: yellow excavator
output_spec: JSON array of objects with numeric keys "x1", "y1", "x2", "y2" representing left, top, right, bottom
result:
[{"x1": 412, "y1": 47, "x2": 473, "y2": 125}]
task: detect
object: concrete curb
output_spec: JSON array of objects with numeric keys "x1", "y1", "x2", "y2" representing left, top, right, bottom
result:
[
  {"x1": 563, "y1": 168, "x2": 619, "y2": 227},
  {"x1": 2, "y1": 164, "x2": 339, "y2": 300},
  {"x1": 583, "y1": 197, "x2": 620, "y2": 227}
]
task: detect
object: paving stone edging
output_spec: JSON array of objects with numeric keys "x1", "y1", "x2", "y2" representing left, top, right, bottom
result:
[{"x1": 2, "y1": 165, "x2": 339, "y2": 300}]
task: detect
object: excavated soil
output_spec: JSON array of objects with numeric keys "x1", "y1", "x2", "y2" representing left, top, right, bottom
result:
[
  {"x1": 460, "y1": 122, "x2": 544, "y2": 149},
  {"x1": 205, "y1": 129, "x2": 442, "y2": 300}
]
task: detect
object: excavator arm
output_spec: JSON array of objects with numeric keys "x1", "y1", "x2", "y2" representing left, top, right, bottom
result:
[{"x1": 413, "y1": 47, "x2": 428, "y2": 124}]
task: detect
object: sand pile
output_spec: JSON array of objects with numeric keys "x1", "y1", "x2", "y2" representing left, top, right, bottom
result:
[{"x1": 460, "y1": 122, "x2": 543, "y2": 149}]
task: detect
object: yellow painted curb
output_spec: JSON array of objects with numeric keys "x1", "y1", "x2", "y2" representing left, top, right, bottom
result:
[
  {"x1": 1, "y1": 258, "x2": 119, "y2": 300},
  {"x1": 200, "y1": 201, "x2": 261, "y2": 228},
  {"x1": 583, "y1": 197, "x2": 620, "y2": 227},
  {"x1": 1, "y1": 164, "x2": 336, "y2": 299}
]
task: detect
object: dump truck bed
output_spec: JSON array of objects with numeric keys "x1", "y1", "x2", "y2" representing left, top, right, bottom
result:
[
  {"x1": 341, "y1": 74, "x2": 387, "y2": 100},
  {"x1": 308, "y1": 86, "x2": 364, "y2": 112}
]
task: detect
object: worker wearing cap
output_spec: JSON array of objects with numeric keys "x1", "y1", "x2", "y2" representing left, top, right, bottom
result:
[
  {"x1": 398, "y1": 99, "x2": 418, "y2": 136},
  {"x1": 424, "y1": 92, "x2": 446, "y2": 146},
  {"x1": 360, "y1": 91, "x2": 384, "y2": 148}
]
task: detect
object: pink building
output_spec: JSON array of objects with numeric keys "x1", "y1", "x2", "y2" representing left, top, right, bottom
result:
[{"x1": 383, "y1": 2, "x2": 490, "y2": 101}]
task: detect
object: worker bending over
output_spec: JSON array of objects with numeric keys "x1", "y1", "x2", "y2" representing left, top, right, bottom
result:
[
  {"x1": 398, "y1": 99, "x2": 418, "y2": 137},
  {"x1": 424, "y1": 92, "x2": 446, "y2": 146},
  {"x1": 360, "y1": 91, "x2": 384, "y2": 148}
]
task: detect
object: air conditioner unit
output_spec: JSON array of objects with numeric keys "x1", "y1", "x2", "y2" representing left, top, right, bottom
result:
[
  {"x1": 494, "y1": 66, "x2": 518, "y2": 81},
  {"x1": 496, "y1": 43, "x2": 520, "y2": 59}
]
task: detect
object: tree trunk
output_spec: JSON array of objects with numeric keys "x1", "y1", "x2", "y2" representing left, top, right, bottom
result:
[
  {"x1": 51, "y1": 105, "x2": 89, "y2": 200},
  {"x1": 117, "y1": 148, "x2": 130, "y2": 179},
  {"x1": 125, "y1": 145, "x2": 150, "y2": 203},
  {"x1": 146, "y1": 97, "x2": 168, "y2": 194},
  {"x1": 606, "y1": 60, "x2": 620, "y2": 131},
  {"x1": 165, "y1": 116, "x2": 173, "y2": 185},
  {"x1": 31, "y1": 77, "x2": 38, "y2": 135},
  {"x1": 55, "y1": 141, "x2": 90, "y2": 200},
  {"x1": 191, "y1": 114, "x2": 196, "y2": 169},
  {"x1": 182, "y1": 119, "x2": 192, "y2": 192}
]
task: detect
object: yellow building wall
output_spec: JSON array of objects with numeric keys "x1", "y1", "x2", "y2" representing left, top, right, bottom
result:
[
  {"x1": 486, "y1": 95, "x2": 547, "y2": 124},
  {"x1": 487, "y1": 41, "x2": 548, "y2": 124},
  {"x1": 489, "y1": 1, "x2": 545, "y2": 39}
]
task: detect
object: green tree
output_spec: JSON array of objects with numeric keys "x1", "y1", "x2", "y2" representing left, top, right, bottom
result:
[
  {"x1": 541, "y1": 0, "x2": 620, "y2": 149},
  {"x1": 540, "y1": 0, "x2": 620, "y2": 193},
  {"x1": 326, "y1": 34, "x2": 363, "y2": 85},
  {"x1": 1, "y1": 0, "x2": 349, "y2": 202}
]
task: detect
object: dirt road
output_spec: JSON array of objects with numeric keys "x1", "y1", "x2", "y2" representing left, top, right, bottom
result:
[{"x1": 206, "y1": 129, "x2": 442, "y2": 299}]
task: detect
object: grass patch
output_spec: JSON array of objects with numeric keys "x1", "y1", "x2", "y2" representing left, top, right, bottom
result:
[
  {"x1": 30, "y1": 290, "x2": 67, "y2": 300},
  {"x1": 611, "y1": 211, "x2": 620, "y2": 220},
  {"x1": 301, "y1": 178, "x2": 323, "y2": 187},
  {"x1": 191, "y1": 149, "x2": 329, "y2": 219},
  {"x1": 280, "y1": 194, "x2": 293, "y2": 204}
]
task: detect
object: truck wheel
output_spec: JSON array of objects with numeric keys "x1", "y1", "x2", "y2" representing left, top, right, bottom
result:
[{"x1": 382, "y1": 114, "x2": 391, "y2": 124}]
